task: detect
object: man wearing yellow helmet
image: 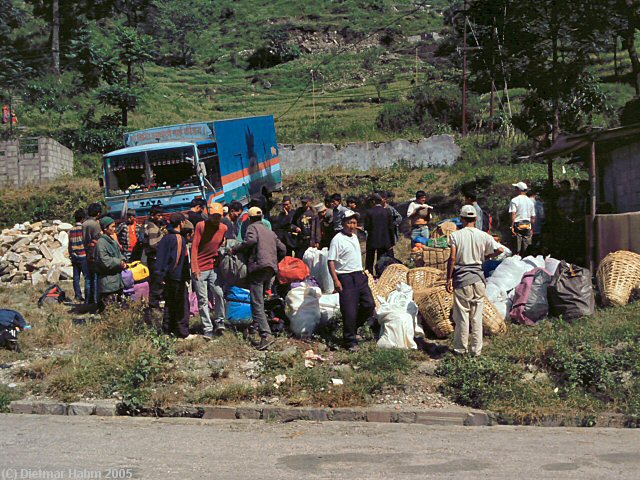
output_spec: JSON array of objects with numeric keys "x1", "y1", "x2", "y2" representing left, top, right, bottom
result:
[{"x1": 191, "y1": 201, "x2": 227, "y2": 338}]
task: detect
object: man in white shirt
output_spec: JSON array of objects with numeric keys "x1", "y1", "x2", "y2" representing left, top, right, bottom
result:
[
  {"x1": 509, "y1": 182, "x2": 536, "y2": 256},
  {"x1": 447, "y1": 205, "x2": 504, "y2": 356},
  {"x1": 328, "y1": 210, "x2": 375, "y2": 351}
]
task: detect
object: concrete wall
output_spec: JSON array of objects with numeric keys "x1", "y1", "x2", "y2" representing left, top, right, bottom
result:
[
  {"x1": 0, "y1": 137, "x2": 73, "y2": 188},
  {"x1": 279, "y1": 135, "x2": 460, "y2": 173}
]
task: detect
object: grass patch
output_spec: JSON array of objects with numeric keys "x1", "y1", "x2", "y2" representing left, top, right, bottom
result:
[{"x1": 437, "y1": 303, "x2": 640, "y2": 424}]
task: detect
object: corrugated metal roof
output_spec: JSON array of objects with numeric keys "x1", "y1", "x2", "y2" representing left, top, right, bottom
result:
[{"x1": 537, "y1": 123, "x2": 640, "y2": 159}]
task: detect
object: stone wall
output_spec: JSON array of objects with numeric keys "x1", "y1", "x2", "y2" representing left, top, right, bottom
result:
[
  {"x1": 0, "y1": 137, "x2": 73, "y2": 188},
  {"x1": 278, "y1": 135, "x2": 460, "y2": 174}
]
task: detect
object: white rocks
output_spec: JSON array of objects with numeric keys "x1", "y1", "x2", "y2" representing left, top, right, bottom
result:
[{"x1": 0, "y1": 219, "x2": 74, "y2": 286}]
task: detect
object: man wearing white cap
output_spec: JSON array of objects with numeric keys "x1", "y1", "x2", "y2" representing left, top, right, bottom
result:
[
  {"x1": 509, "y1": 182, "x2": 536, "y2": 256},
  {"x1": 328, "y1": 210, "x2": 375, "y2": 351},
  {"x1": 447, "y1": 205, "x2": 504, "y2": 356}
]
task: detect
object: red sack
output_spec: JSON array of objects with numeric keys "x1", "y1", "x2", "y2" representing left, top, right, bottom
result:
[{"x1": 277, "y1": 256, "x2": 311, "y2": 284}]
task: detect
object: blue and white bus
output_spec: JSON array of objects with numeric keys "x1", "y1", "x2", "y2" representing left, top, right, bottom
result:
[{"x1": 101, "y1": 115, "x2": 282, "y2": 218}]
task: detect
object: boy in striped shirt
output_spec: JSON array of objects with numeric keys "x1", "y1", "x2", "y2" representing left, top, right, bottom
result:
[{"x1": 68, "y1": 209, "x2": 90, "y2": 302}]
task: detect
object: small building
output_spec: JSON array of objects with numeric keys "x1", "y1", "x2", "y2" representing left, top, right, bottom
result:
[
  {"x1": 0, "y1": 137, "x2": 74, "y2": 188},
  {"x1": 539, "y1": 124, "x2": 640, "y2": 269}
]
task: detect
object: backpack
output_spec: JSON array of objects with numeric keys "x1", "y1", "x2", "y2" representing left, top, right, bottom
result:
[
  {"x1": 0, "y1": 309, "x2": 29, "y2": 352},
  {"x1": 510, "y1": 268, "x2": 553, "y2": 325},
  {"x1": 37, "y1": 285, "x2": 67, "y2": 307}
]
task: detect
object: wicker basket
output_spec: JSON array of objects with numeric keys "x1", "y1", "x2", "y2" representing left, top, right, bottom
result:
[
  {"x1": 415, "y1": 286, "x2": 454, "y2": 338},
  {"x1": 597, "y1": 250, "x2": 640, "y2": 307},
  {"x1": 420, "y1": 247, "x2": 451, "y2": 272},
  {"x1": 365, "y1": 271, "x2": 382, "y2": 309},
  {"x1": 483, "y1": 298, "x2": 508, "y2": 336},
  {"x1": 376, "y1": 263, "x2": 409, "y2": 298},
  {"x1": 407, "y1": 267, "x2": 445, "y2": 292},
  {"x1": 437, "y1": 221, "x2": 458, "y2": 239}
]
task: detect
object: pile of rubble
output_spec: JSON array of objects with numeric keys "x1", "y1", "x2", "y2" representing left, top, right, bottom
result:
[{"x1": 0, "y1": 220, "x2": 74, "y2": 286}]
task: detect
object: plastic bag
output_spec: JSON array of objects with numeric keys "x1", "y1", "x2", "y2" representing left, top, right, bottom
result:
[
  {"x1": 510, "y1": 268, "x2": 552, "y2": 325},
  {"x1": 277, "y1": 256, "x2": 311, "y2": 284},
  {"x1": 376, "y1": 283, "x2": 421, "y2": 349},
  {"x1": 226, "y1": 287, "x2": 253, "y2": 327},
  {"x1": 218, "y1": 252, "x2": 248, "y2": 288},
  {"x1": 545, "y1": 257, "x2": 561, "y2": 276},
  {"x1": 303, "y1": 248, "x2": 334, "y2": 293},
  {"x1": 547, "y1": 261, "x2": 595, "y2": 320},
  {"x1": 288, "y1": 287, "x2": 322, "y2": 337},
  {"x1": 523, "y1": 255, "x2": 546, "y2": 269},
  {"x1": 487, "y1": 256, "x2": 533, "y2": 293}
]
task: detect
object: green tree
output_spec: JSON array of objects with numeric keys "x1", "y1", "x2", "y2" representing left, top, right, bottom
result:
[
  {"x1": 447, "y1": 0, "x2": 609, "y2": 138},
  {"x1": 151, "y1": 0, "x2": 212, "y2": 66},
  {"x1": 96, "y1": 26, "x2": 153, "y2": 126}
]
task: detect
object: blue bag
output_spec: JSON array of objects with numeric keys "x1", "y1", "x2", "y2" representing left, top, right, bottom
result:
[{"x1": 226, "y1": 287, "x2": 253, "y2": 327}]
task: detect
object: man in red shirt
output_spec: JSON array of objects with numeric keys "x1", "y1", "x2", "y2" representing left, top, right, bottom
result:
[{"x1": 191, "y1": 201, "x2": 227, "y2": 338}]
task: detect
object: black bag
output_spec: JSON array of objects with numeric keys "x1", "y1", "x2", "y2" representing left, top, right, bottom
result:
[
  {"x1": 37, "y1": 285, "x2": 67, "y2": 307},
  {"x1": 547, "y1": 261, "x2": 595, "y2": 320},
  {"x1": 375, "y1": 254, "x2": 402, "y2": 277}
]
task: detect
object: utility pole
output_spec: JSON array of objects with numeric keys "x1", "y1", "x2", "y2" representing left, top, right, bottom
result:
[
  {"x1": 490, "y1": 80, "x2": 495, "y2": 131},
  {"x1": 311, "y1": 69, "x2": 317, "y2": 124},
  {"x1": 415, "y1": 47, "x2": 419, "y2": 85},
  {"x1": 462, "y1": 11, "x2": 468, "y2": 136}
]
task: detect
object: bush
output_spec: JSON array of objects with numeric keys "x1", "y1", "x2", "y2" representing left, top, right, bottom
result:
[{"x1": 376, "y1": 103, "x2": 415, "y2": 132}]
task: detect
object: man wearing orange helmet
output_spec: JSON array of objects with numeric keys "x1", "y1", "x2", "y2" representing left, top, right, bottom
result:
[{"x1": 191, "y1": 201, "x2": 228, "y2": 338}]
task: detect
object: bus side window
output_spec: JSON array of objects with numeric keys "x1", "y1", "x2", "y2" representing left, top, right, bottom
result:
[{"x1": 198, "y1": 143, "x2": 223, "y2": 191}]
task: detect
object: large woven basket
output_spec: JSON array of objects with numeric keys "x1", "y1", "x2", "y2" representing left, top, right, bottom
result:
[
  {"x1": 597, "y1": 250, "x2": 640, "y2": 307},
  {"x1": 407, "y1": 267, "x2": 445, "y2": 293},
  {"x1": 435, "y1": 221, "x2": 458, "y2": 240},
  {"x1": 415, "y1": 286, "x2": 454, "y2": 338},
  {"x1": 376, "y1": 263, "x2": 409, "y2": 298},
  {"x1": 365, "y1": 271, "x2": 382, "y2": 309},
  {"x1": 483, "y1": 298, "x2": 508, "y2": 336},
  {"x1": 420, "y1": 247, "x2": 451, "y2": 272}
]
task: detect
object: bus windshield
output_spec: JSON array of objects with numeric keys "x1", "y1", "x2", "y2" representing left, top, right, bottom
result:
[{"x1": 105, "y1": 145, "x2": 200, "y2": 196}]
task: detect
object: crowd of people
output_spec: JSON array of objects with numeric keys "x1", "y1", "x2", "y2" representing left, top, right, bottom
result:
[{"x1": 64, "y1": 179, "x2": 582, "y2": 354}]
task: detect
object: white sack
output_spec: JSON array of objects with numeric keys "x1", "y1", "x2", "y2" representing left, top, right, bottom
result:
[
  {"x1": 487, "y1": 256, "x2": 534, "y2": 293},
  {"x1": 288, "y1": 287, "x2": 322, "y2": 337},
  {"x1": 545, "y1": 257, "x2": 561, "y2": 276},
  {"x1": 303, "y1": 247, "x2": 334, "y2": 294},
  {"x1": 376, "y1": 283, "x2": 421, "y2": 349},
  {"x1": 523, "y1": 255, "x2": 545, "y2": 269}
]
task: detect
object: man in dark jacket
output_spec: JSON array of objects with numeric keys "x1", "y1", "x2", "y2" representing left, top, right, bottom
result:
[
  {"x1": 292, "y1": 195, "x2": 314, "y2": 259},
  {"x1": 143, "y1": 205, "x2": 166, "y2": 310},
  {"x1": 95, "y1": 216, "x2": 126, "y2": 310},
  {"x1": 233, "y1": 206, "x2": 286, "y2": 350},
  {"x1": 156, "y1": 213, "x2": 191, "y2": 339},
  {"x1": 363, "y1": 193, "x2": 394, "y2": 274},
  {"x1": 273, "y1": 196, "x2": 299, "y2": 256}
]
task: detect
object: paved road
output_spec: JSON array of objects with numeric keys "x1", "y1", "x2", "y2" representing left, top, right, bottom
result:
[{"x1": 0, "y1": 415, "x2": 639, "y2": 479}]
